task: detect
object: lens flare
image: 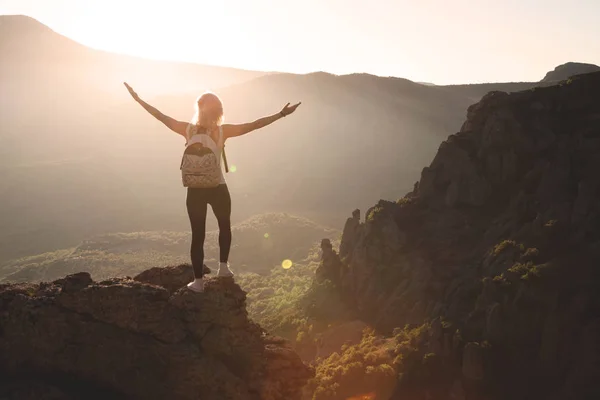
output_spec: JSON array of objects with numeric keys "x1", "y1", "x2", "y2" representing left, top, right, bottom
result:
[
  {"x1": 230, "y1": 165, "x2": 237, "y2": 172},
  {"x1": 264, "y1": 233, "x2": 270, "y2": 239},
  {"x1": 282, "y1": 259, "x2": 293, "y2": 269}
]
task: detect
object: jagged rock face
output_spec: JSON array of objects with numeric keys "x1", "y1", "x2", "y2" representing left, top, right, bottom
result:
[
  {"x1": 0, "y1": 265, "x2": 312, "y2": 400},
  {"x1": 323, "y1": 72, "x2": 600, "y2": 399}
]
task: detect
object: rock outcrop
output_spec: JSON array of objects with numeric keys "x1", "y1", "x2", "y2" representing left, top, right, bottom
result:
[
  {"x1": 540, "y1": 62, "x2": 600, "y2": 82},
  {"x1": 319, "y1": 71, "x2": 600, "y2": 399},
  {"x1": 0, "y1": 265, "x2": 312, "y2": 400},
  {"x1": 315, "y1": 239, "x2": 344, "y2": 286}
]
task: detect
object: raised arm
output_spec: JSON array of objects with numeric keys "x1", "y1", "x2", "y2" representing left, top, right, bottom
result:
[
  {"x1": 223, "y1": 102, "x2": 301, "y2": 139},
  {"x1": 123, "y1": 82, "x2": 188, "y2": 137}
]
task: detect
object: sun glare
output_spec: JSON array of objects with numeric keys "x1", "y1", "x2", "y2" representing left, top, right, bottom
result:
[{"x1": 54, "y1": 0, "x2": 238, "y2": 65}]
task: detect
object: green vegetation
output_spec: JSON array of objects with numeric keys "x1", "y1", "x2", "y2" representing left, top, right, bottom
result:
[
  {"x1": 237, "y1": 239, "x2": 351, "y2": 359},
  {"x1": 508, "y1": 261, "x2": 553, "y2": 281},
  {"x1": 237, "y1": 253, "x2": 320, "y2": 337},
  {"x1": 521, "y1": 247, "x2": 539, "y2": 260},
  {"x1": 306, "y1": 323, "x2": 439, "y2": 400},
  {"x1": 492, "y1": 240, "x2": 524, "y2": 257},
  {"x1": 396, "y1": 197, "x2": 414, "y2": 207},
  {"x1": 0, "y1": 213, "x2": 339, "y2": 283},
  {"x1": 308, "y1": 328, "x2": 396, "y2": 400},
  {"x1": 0, "y1": 232, "x2": 190, "y2": 282},
  {"x1": 489, "y1": 238, "x2": 551, "y2": 286},
  {"x1": 492, "y1": 260, "x2": 554, "y2": 286},
  {"x1": 366, "y1": 205, "x2": 384, "y2": 222},
  {"x1": 301, "y1": 279, "x2": 352, "y2": 322}
]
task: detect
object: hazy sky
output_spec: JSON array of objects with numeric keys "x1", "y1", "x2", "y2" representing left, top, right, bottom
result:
[{"x1": 1, "y1": 0, "x2": 599, "y2": 84}]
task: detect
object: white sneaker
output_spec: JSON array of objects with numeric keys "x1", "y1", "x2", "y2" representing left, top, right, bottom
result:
[
  {"x1": 217, "y1": 262, "x2": 234, "y2": 277},
  {"x1": 187, "y1": 278, "x2": 204, "y2": 292}
]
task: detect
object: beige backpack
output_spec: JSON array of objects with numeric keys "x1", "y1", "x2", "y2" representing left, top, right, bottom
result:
[{"x1": 180, "y1": 124, "x2": 229, "y2": 188}]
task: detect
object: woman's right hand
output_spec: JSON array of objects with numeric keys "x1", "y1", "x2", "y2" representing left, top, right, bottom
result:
[{"x1": 123, "y1": 82, "x2": 140, "y2": 101}]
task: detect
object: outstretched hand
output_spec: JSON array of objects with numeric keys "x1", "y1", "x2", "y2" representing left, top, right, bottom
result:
[
  {"x1": 280, "y1": 102, "x2": 301, "y2": 117},
  {"x1": 123, "y1": 82, "x2": 140, "y2": 101}
]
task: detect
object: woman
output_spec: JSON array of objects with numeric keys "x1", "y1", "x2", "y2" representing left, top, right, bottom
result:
[{"x1": 124, "y1": 82, "x2": 300, "y2": 292}]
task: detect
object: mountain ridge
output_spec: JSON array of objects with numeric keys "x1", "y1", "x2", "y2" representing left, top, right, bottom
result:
[
  {"x1": 5, "y1": 15, "x2": 598, "y2": 86},
  {"x1": 2, "y1": 14, "x2": 599, "y2": 266}
]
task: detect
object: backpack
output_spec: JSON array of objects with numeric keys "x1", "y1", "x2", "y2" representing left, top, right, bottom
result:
[{"x1": 180, "y1": 124, "x2": 229, "y2": 188}]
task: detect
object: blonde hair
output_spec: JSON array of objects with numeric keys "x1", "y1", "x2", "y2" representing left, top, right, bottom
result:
[{"x1": 192, "y1": 91, "x2": 224, "y2": 128}]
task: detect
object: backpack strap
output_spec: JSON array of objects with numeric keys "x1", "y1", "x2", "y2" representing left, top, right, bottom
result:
[
  {"x1": 219, "y1": 126, "x2": 229, "y2": 173},
  {"x1": 184, "y1": 123, "x2": 195, "y2": 145}
]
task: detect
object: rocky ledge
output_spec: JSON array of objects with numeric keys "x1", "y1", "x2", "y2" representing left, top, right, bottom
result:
[{"x1": 0, "y1": 265, "x2": 313, "y2": 400}]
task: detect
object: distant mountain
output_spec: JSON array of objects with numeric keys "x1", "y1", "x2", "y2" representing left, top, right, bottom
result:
[
  {"x1": 0, "y1": 15, "x2": 592, "y2": 262},
  {"x1": 0, "y1": 15, "x2": 268, "y2": 94},
  {"x1": 541, "y1": 61, "x2": 600, "y2": 82},
  {"x1": 435, "y1": 62, "x2": 600, "y2": 103}
]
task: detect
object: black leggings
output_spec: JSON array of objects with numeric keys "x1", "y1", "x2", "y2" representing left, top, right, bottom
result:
[{"x1": 186, "y1": 184, "x2": 232, "y2": 278}]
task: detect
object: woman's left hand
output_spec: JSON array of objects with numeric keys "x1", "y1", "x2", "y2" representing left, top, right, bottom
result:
[
  {"x1": 280, "y1": 102, "x2": 301, "y2": 117},
  {"x1": 123, "y1": 82, "x2": 140, "y2": 101}
]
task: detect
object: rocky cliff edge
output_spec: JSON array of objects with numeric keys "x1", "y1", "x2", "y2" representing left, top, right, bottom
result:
[{"x1": 0, "y1": 265, "x2": 313, "y2": 400}]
